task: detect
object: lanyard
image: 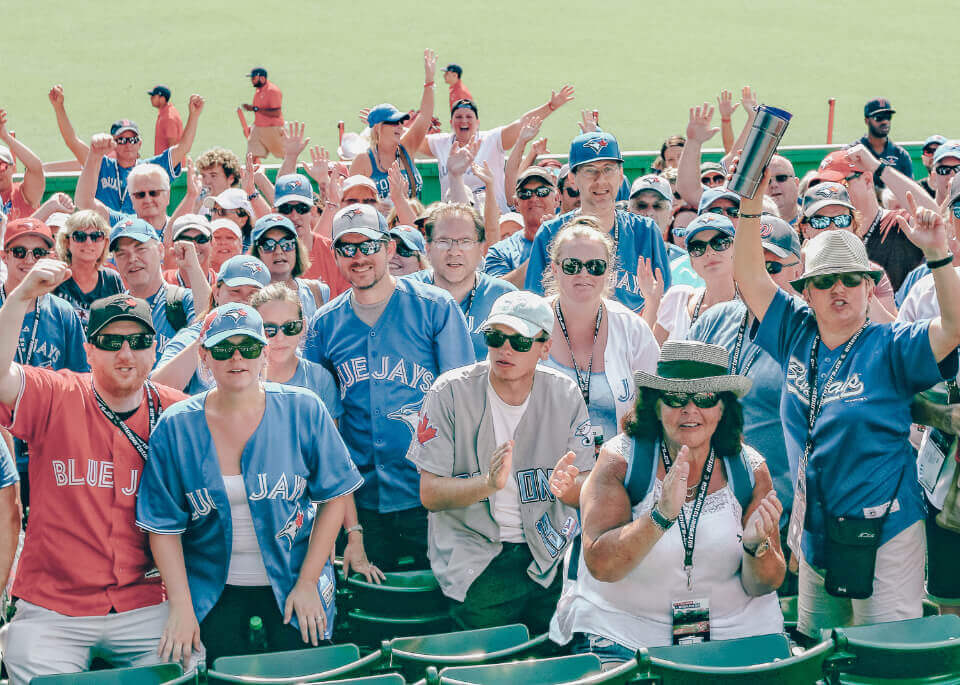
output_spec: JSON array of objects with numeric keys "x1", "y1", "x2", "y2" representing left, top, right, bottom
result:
[
  {"x1": 660, "y1": 440, "x2": 715, "y2": 590},
  {"x1": 459, "y1": 274, "x2": 479, "y2": 321},
  {"x1": 691, "y1": 290, "x2": 706, "y2": 325},
  {"x1": 730, "y1": 310, "x2": 761, "y2": 376},
  {"x1": 555, "y1": 300, "x2": 603, "y2": 405},
  {"x1": 92, "y1": 380, "x2": 160, "y2": 461},
  {"x1": 115, "y1": 163, "x2": 129, "y2": 208},
  {"x1": 0, "y1": 286, "x2": 41, "y2": 366}
]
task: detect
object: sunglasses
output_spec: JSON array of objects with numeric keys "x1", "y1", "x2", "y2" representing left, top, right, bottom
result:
[
  {"x1": 660, "y1": 391, "x2": 722, "y2": 409},
  {"x1": 687, "y1": 234, "x2": 733, "y2": 257},
  {"x1": 936, "y1": 164, "x2": 960, "y2": 177},
  {"x1": 278, "y1": 202, "x2": 312, "y2": 215},
  {"x1": 952, "y1": 204, "x2": 960, "y2": 220},
  {"x1": 91, "y1": 333, "x2": 155, "y2": 351},
  {"x1": 808, "y1": 272, "x2": 866, "y2": 290},
  {"x1": 115, "y1": 136, "x2": 141, "y2": 145},
  {"x1": 257, "y1": 237, "x2": 296, "y2": 253},
  {"x1": 394, "y1": 242, "x2": 418, "y2": 258},
  {"x1": 765, "y1": 260, "x2": 800, "y2": 275},
  {"x1": 559, "y1": 257, "x2": 607, "y2": 276},
  {"x1": 808, "y1": 213, "x2": 853, "y2": 230},
  {"x1": 71, "y1": 230, "x2": 105, "y2": 243},
  {"x1": 132, "y1": 189, "x2": 165, "y2": 199},
  {"x1": 263, "y1": 319, "x2": 304, "y2": 338},
  {"x1": 207, "y1": 340, "x2": 265, "y2": 361},
  {"x1": 516, "y1": 186, "x2": 553, "y2": 200},
  {"x1": 924, "y1": 146, "x2": 941, "y2": 155},
  {"x1": 7, "y1": 246, "x2": 50, "y2": 260},
  {"x1": 870, "y1": 113, "x2": 892, "y2": 122},
  {"x1": 772, "y1": 174, "x2": 794, "y2": 183},
  {"x1": 564, "y1": 187, "x2": 580, "y2": 198},
  {"x1": 212, "y1": 206, "x2": 248, "y2": 217},
  {"x1": 633, "y1": 200, "x2": 669, "y2": 211},
  {"x1": 483, "y1": 329, "x2": 548, "y2": 353},
  {"x1": 334, "y1": 239, "x2": 385, "y2": 258},
  {"x1": 701, "y1": 174, "x2": 725, "y2": 185},
  {"x1": 176, "y1": 233, "x2": 211, "y2": 244},
  {"x1": 706, "y1": 206, "x2": 740, "y2": 218}
]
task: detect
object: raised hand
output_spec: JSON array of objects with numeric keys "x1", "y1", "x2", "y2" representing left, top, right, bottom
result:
[
  {"x1": 174, "y1": 240, "x2": 201, "y2": 270},
  {"x1": 471, "y1": 161, "x2": 494, "y2": 187},
  {"x1": 51, "y1": 192, "x2": 75, "y2": 213},
  {"x1": 447, "y1": 138, "x2": 480, "y2": 177},
  {"x1": 241, "y1": 152, "x2": 259, "y2": 195},
  {"x1": 281, "y1": 121, "x2": 310, "y2": 159},
  {"x1": 184, "y1": 157, "x2": 202, "y2": 198},
  {"x1": 302, "y1": 145, "x2": 331, "y2": 186},
  {"x1": 530, "y1": 137, "x2": 549, "y2": 158},
  {"x1": 743, "y1": 490, "x2": 782, "y2": 548},
  {"x1": 325, "y1": 174, "x2": 343, "y2": 208},
  {"x1": 0, "y1": 109, "x2": 9, "y2": 140},
  {"x1": 844, "y1": 143, "x2": 880, "y2": 175},
  {"x1": 636, "y1": 256, "x2": 664, "y2": 304},
  {"x1": 357, "y1": 107, "x2": 371, "y2": 127},
  {"x1": 388, "y1": 161, "x2": 410, "y2": 197},
  {"x1": 549, "y1": 85, "x2": 575, "y2": 111},
  {"x1": 740, "y1": 86, "x2": 758, "y2": 113},
  {"x1": 658, "y1": 444, "x2": 692, "y2": 520},
  {"x1": 517, "y1": 113, "x2": 543, "y2": 145},
  {"x1": 903, "y1": 191, "x2": 949, "y2": 256},
  {"x1": 13, "y1": 259, "x2": 72, "y2": 301},
  {"x1": 424, "y1": 48, "x2": 438, "y2": 81},
  {"x1": 717, "y1": 89, "x2": 740, "y2": 119},
  {"x1": 686, "y1": 103, "x2": 719, "y2": 144},
  {"x1": 48, "y1": 85, "x2": 65, "y2": 108},
  {"x1": 578, "y1": 109, "x2": 599, "y2": 134},
  {"x1": 485, "y1": 441, "x2": 514, "y2": 491},
  {"x1": 549, "y1": 451, "x2": 581, "y2": 502},
  {"x1": 90, "y1": 133, "x2": 117, "y2": 157},
  {"x1": 188, "y1": 94, "x2": 205, "y2": 115}
]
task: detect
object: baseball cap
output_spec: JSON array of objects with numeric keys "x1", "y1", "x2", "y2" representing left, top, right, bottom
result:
[
  {"x1": 700, "y1": 161, "x2": 725, "y2": 177},
  {"x1": 569, "y1": 132, "x2": 623, "y2": 170},
  {"x1": 251, "y1": 214, "x2": 296, "y2": 245},
  {"x1": 697, "y1": 187, "x2": 740, "y2": 214},
  {"x1": 801, "y1": 182, "x2": 855, "y2": 218},
  {"x1": 442, "y1": 64, "x2": 463, "y2": 76},
  {"x1": 499, "y1": 212, "x2": 523, "y2": 227},
  {"x1": 332, "y1": 205, "x2": 389, "y2": 243},
  {"x1": 209, "y1": 218, "x2": 243, "y2": 241},
  {"x1": 450, "y1": 99, "x2": 478, "y2": 117},
  {"x1": 4, "y1": 218, "x2": 53, "y2": 248},
  {"x1": 201, "y1": 303, "x2": 267, "y2": 348},
  {"x1": 46, "y1": 212, "x2": 71, "y2": 232},
  {"x1": 558, "y1": 163, "x2": 571, "y2": 183},
  {"x1": 390, "y1": 225, "x2": 425, "y2": 253},
  {"x1": 482, "y1": 291, "x2": 554, "y2": 339},
  {"x1": 110, "y1": 120, "x2": 140, "y2": 137},
  {"x1": 759, "y1": 214, "x2": 801, "y2": 259},
  {"x1": 630, "y1": 175, "x2": 673, "y2": 203},
  {"x1": 0, "y1": 146, "x2": 12, "y2": 165},
  {"x1": 171, "y1": 214, "x2": 212, "y2": 241},
  {"x1": 247, "y1": 67, "x2": 267, "y2": 78},
  {"x1": 924, "y1": 135, "x2": 947, "y2": 151},
  {"x1": 684, "y1": 213, "x2": 736, "y2": 243},
  {"x1": 814, "y1": 150, "x2": 865, "y2": 183},
  {"x1": 274, "y1": 174, "x2": 314, "y2": 207},
  {"x1": 87, "y1": 294, "x2": 155, "y2": 338},
  {"x1": 147, "y1": 85, "x2": 171, "y2": 100},
  {"x1": 516, "y1": 166, "x2": 557, "y2": 190},
  {"x1": 933, "y1": 141, "x2": 960, "y2": 166},
  {"x1": 203, "y1": 188, "x2": 253, "y2": 215},
  {"x1": 367, "y1": 104, "x2": 411, "y2": 127},
  {"x1": 216, "y1": 255, "x2": 271, "y2": 288},
  {"x1": 109, "y1": 217, "x2": 160, "y2": 250},
  {"x1": 864, "y1": 97, "x2": 895, "y2": 117},
  {"x1": 946, "y1": 174, "x2": 960, "y2": 207},
  {"x1": 342, "y1": 175, "x2": 378, "y2": 197}
]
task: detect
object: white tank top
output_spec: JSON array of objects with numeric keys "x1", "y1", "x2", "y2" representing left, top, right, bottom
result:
[{"x1": 223, "y1": 475, "x2": 270, "y2": 586}]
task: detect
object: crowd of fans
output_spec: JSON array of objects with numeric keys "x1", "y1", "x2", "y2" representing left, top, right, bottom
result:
[{"x1": 0, "y1": 50, "x2": 958, "y2": 681}]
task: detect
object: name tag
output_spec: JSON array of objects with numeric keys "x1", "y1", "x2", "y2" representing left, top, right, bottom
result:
[
  {"x1": 918, "y1": 429, "x2": 954, "y2": 495},
  {"x1": 672, "y1": 598, "x2": 710, "y2": 645}
]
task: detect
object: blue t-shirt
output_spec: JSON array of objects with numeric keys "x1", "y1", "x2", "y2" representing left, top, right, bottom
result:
[
  {"x1": 145, "y1": 284, "x2": 196, "y2": 364},
  {"x1": 483, "y1": 231, "x2": 534, "y2": 278},
  {"x1": 288, "y1": 358, "x2": 342, "y2": 420},
  {"x1": 542, "y1": 359, "x2": 618, "y2": 446},
  {"x1": 137, "y1": 383, "x2": 363, "y2": 632},
  {"x1": 0, "y1": 437, "x2": 19, "y2": 489},
  {"x1": 405, "y1": 270, "x2": 517, "y2": 361},
  {"x1": 753, "y1": 289, "x2": 957, "y2": 566},
  {"x1": 96, "y1": 149, "x2": 181, "y2": 213},
  {"x1": 895, "y1": 263, "x2": 930, "y2": 308},
  {"x1": 525, "y1": 210, "x2": 672, "y2": 313},
  {"x1": 365, "y1": 146, "x2": 422, "y2": 200},
  {"x1": 54, "y1": 269, "x2": 126, "y2": 329},
  {"x1": 667, "y1": 246, "x2": 705, "y2": 289},
  {"x1": 303, "y1": 278, "x2": 474, "y2": 513}
]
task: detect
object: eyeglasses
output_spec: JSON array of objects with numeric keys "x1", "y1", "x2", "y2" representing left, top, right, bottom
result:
[
  {"x1": 952, "y1": 204, "x2": 960, "y2": 220},
  {"x1": 115, "y1": 136, "x2": 141, "y2": 145},
  {"x1": 765, "y1": 260, "x2": 800, "y2": 275},
  {"x1": 176, "y1": 234, "x2": 211, "y2": 244},
  {"x1": 564, "y1": 187, "x2": 580, "y2": 198},
  {"x1": 686, "y1": 234, "x2": 733, "y2": 257},
  {"x1": 483, "y1": 329, "x2": 548, "y2": 352},
  {"x1": 91, "y1": 333, "x2": 155, "y2": 351},
  {"x1": 334, "y1": 239, "x2": 385, "y2": 258},
  {"x1": 7, "y1": 246, "x2": 50, "y2": 260},
  {"x1": 577, "y1": 164, "x2": 620, "y2": 181},
  {"x1": 660, "y1": 391, "x2": 722, "y2": 409},
  {"x1": 257, "y1": 237, "x2": 296, "y2": 253},
  {"x1": 924, "y1": 146, "x2": 941, "y2": 155},
  {"x1": 870, "y1": 113, "x2": 892, "y2": 122},
  {"x1": 212, "y1": 206, "x2": 247, "y2": 217},
  {"x1": 808, "y1": 213, "x2": 853, "y2": 230},
  {"x1": 701, "y1": 174, "x2": 725, "y2": 185},
  {"x1": 394, "y1": 242, "x2": 418, "y2": 258},
  {"x1": 632, "y1": 200, "x2": 669, "y2": 211},
  {"x1": 132, "y1": 189, "x2": 165, "y2": 199},
  {"x1": 936, "y1": 164, "x2": 960, "y2": 177},
  {"x1": 706, "y1": 206, "x2": 740, "y2": 218},
  {"x1": 559, "y1": 257, "x2": 607, "y2": 276},
  {"x1": 431, "y1": 238, "x2": 478, "y2": 251},
  {"x1": 263, "y1": 319, "x2": 304, "y2": 338},
  {"x1": 207, "y1": 340, "x2": 265, "y2": 361},
  {"x1": 516, "y1": 186, "x2": 553, "y2": 200},
  {"x1": 71, "y1": 230, "x2": 105, "y2": 243},
  {"x1": 808, "y1": 272, "x2": 866, "y2": 290},
  {"x1": 772, "y1": 174, "x2": 794, "y2": 183},
  {"x1": 277, "y1": 202, "x2": 311, "y2": 215}
]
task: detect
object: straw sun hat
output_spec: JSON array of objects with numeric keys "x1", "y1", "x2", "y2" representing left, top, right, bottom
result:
[{"x1": 634, "y1": 341, "x2": 752, "y2": 398}]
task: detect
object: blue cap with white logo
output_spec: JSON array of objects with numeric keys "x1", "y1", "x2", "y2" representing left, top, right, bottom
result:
[
  {"x1": 684, "y1": 213, "x2": 736, "y2": 243},
  {"x1": 568, "y1": 132, "x2": 622, "y2": 171},
  {"x1": 274, "y1": 173, "x2": 313, "y2": 207},
  {"x1": 390, "y1": 225, "x2": 426, "y2": 253},
  {"x1": 201, "y1": 303, "x2": 267, "y2": 348},
  {"x1": 216, "y1": 255, "x2": 272, "y2": 288},
  {"x1": 109, "y1": 217, "x2": 160, "y2": 250},
  {"x1": 251, "y1": 214, "x2": 297, "y2": 245},
  {"x1": 933, "y1": 141, "x2": 960, "y2": 166},
  {"x1": 697, "y1": 187, "x2": 741, "y2": 215},
  {"x1": 367, "y1": 103, "x2": 411, "y2": 127}
]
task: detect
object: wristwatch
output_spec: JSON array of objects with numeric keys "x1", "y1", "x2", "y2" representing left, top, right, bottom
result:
[
  {"x1": 247, "y1": 191, "x2": 260, "y2": 200},
  {"x1": 743, "y1": 536, "x2": 770, "y2": 558},
  {"x1": 345, "y1": 524, "x2": 363, "y2": 535},
  {"x1": 649, "y1": 503, "x2": 676, "y2": 532}
]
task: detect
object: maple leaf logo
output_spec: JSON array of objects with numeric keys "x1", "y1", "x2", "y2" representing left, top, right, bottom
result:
[{"x1": 417, "y1": 414, "x2": 438, "y2": 444}]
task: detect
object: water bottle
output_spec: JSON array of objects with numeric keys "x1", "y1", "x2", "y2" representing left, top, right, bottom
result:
[
  {"x1": 247, "y1": 615, "x2": 268, "y2": 653},
  {"x1": 728, "y1": 105, "x2": 793, "y2": 200}
]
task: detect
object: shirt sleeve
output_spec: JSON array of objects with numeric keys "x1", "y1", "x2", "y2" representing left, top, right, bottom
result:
[
  {"x1": 136, "y1": 414, "x2": 190, "y2": 534},
  {"x1": 751, "y1": 289, "x2": 811, "y2": 366},
  {"x1": 59, "y1": 305, "x2": 90, "y2": 373},
  {"x1": 434, "y1": 297, "x2": 475, "y2": 373},
  {"x1": 313, "y1": 364, "x2": 342, "y2": 420},
  {"x1": 0, "y1": 439, "x2": 19, "y2": 489},
  {"x1": 888, "y1": 320, "x2": 958, "y2": 394},
  {"x1": 482, "y1": 241, "x2": 512, "y2": 277},
  {"x1": 303, "y1": 396, "x2": 362, "y2": 503},
  {"x1": 149, "y1": 150, "x2": 182, "y2": 180},
  {"x1": 0, "y1": 366, "x2": 65, "y2": 443},
  {"x1": 523, "y1": 225, "x2": 551, "y2": 294},
  {"x1": 656, "y1": 286, "x2": 691, "y2": 334},
  {"x1": 405, "y1": 381, "x2": 456, "y2": 477}
]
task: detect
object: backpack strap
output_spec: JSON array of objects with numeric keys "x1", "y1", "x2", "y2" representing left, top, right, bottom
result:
[
  {"x1": 299, "y1": 278, "x2": 329, "y2": 307},
  {"x1": 164, "y1": 285, "x2": 189, "y2": 332},
  {"x1": 724, "y1": 445, "x2": 758, "y2": 513}
]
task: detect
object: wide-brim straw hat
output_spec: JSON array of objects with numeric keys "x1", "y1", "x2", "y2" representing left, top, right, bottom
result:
[
  {"x1": 790, "y1": 230, "x2": 883, "y2": 293},
  {"x1": 634, "y1": 341, "x2": 752, "y2": 397}
]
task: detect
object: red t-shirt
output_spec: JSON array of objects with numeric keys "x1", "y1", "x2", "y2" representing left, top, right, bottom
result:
[
  {"x1": 253, "y1": 81, "x2": 284, "y2": 127},
  {"x1": 1, "y1": 182, "x2": 38, "y2": 222},
  {"x1": 154, "y1": 103, "x2": 184, "y2": 155},
  {"x1": 449, "y1": 80, "x2": 474, "y2": 111},
  {"x1": 0, "y1": 367, "x2": 186, "y2": 616},
  {"x1": 305, "y1": 232, "x2": 350, "y2": 297},
  {"x1": 163, "y1": 267, "x2": 216, "y2": 288}
]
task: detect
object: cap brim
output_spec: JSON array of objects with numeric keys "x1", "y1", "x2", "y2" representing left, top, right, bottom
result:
[
  {"x1": 390, "y1": 233, "x2": 422, "y2": 252},
  {"x1": 761, "y1": 242, "x2": 795, "y2": 259},
  {"x1": 218, "y1": 276, "x2": 266, "y2": 288},
  {"x1": 790, "y1": 268, "x2": 884, "y2": 293},
  {"x1": 481, "y1": 314, "x2": 541, "y2": 338},
  {"x1": 686, "y1": 224, "x2": 735, "y2": 243},
  {"x1": 630, "y1": 188, "x2": 672, "y2": 202},
  {"x1": 203, "y1": 328, "x2": 268, "y2": 347},
  {"x1": 113, "y1": 127, "x2": 138, "y2": 136},
  {"x1": 90, "y1": 313, "x2": 156, "y2": 338},
  {"x1": 275, "y1": 194, "x2": 312, "y2": 207},
  {"x1": 633, "y1": 370, "x2": 752, "y2": 398},
  {"x1": 109, "y1": 232, "x2": 155, "y2": 250},
  {"x1": 813, "y1": 170, "x2": 849, "y2": 183},
  {"x1": 803, "y1": 199, "x2": 856, "y2": 217},
  {"x1": 571, "y1": 155, "x2": 623, "y2": 170},
  {"x1": 515, "y1": 174, "x2": 556, "y2": 190}
]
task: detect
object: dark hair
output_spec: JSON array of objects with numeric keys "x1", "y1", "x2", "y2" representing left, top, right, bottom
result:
[
  {"x1": 450, "y1": 99, "x2": 478, "y2": 118},
  {"x1": 250, "y1": 232, "x2": 310, "y2": 278},
  {"x1": 621, "y1": 387, "x2": 744, "y2": 457}
]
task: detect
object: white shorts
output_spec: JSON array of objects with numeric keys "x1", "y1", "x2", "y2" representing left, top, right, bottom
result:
[
  {"x1": 0, "y1": 600, "x2": 169, "y2": 684},
  {"x1": 797, "y1": 521, "x2": 926, "y2": 639}
]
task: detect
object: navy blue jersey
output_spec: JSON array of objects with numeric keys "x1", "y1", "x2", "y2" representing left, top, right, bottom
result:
[{"x1": 54, "y1": 269, "x2": 126, "y2": 329}]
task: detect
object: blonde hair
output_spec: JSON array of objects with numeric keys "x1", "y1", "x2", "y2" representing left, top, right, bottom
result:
[
  {"x1": 56, "y1": 210, "x2": 109, "y2": 267},
  {"x1": 250, "y1": 282, "x2": 302, "y2": 317},
  {"x1": 542, "y1": 216, "x2": 616, "y2": 298}
]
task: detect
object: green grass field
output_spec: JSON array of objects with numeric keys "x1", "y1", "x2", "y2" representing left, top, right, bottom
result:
[{"x1": 3, "y1": 0, "x2": 956, "y2": 164}]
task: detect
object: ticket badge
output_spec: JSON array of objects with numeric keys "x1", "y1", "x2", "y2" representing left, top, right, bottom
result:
[
  {"x1": 672, "y1": 598, "x2": 711, "y2": 645},
  {"x1": 918, "y1": 428, "x2": 954, "y2": 495}
]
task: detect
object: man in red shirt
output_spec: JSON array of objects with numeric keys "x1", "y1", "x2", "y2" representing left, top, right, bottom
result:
[
  {"x1": 148, "y1": 86, "x2": 184, "y2": 156},
  {"x1": 0, "y1": 272, "x2": 187, "y2": 683},
  {"x1": 442, "y1": 64, "x2": 473, "y2": 111},
  {"x1": 242, "y1": 67, "x2": 284, "y2": 162},
  {"x1": 0, "y1": 109, "x2": 45, "y2": 222}
]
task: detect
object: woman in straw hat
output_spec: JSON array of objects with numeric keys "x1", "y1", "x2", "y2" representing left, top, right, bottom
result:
[
  {"x1": 549, "y1": 340, "x2": 785, "y2": 662},
  {"x1": 734, "y1": 167, "x2": 960, "y2": 640}
]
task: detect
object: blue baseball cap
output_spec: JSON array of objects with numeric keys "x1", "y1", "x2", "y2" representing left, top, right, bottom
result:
[
  {"x1": 697, "y1": 187, "x2": 740, "y2": 215},
  {"x1": 109, "y1": 217, "x2": 160, "y2": 250},
  {"x1": 390, "y1": 225, "x2": 425, "y2": 253},
  {"x1": 274, "y1": 173, "x2": 313, "y2": 207},
  {"x1": 251, "y1": 214, "x2": 297, "y2": 245},
  {"x1": 759, "y1": 214, "x2": 801, "y2": 259},
  {"x1": 684, "y1": 213, "x2": 735, "y2": 243},
  {"x1": 216, "y1": 255, "x2": 271, "y2": 288},
  {"x1": 367, "y1": 103, "x2": 411, "y2": 127},
  {"x1": 201, "y1": 303, "x2": 267, "y2": 348},
  {"x1": 933, "y1": 141, "x2": 960, "y2": 166},
  {"x1": 924, "y1": 135, "x2": 947, "y2": 151},
  {"x1": 568, "y1": 132, "x2": 623, "y2": 171}
]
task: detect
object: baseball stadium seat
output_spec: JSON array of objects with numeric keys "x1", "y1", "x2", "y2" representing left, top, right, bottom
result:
[
  {"x1": 29, "y1": 662, "x2": 192, "y2": 684},
  {"x1": 423, "y1": 652, "x2": 641, "y2": 684},
  {"x1": 206, "y1": 642, "x2": 382, "y2": 684}
]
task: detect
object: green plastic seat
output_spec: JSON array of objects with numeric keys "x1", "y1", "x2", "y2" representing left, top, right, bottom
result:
[
  {"x1": 780, "y1": 596, "x2": 799, "y2": 631},
  {"x1": 344, "y1": 609, "x2": 455, "y2": 651},
  {"x1": 345, "y1": 570, "x2": 449, "y2": 617},
  {"x1": 30, "y1": 663, "x2": 190, "y2": 684},
  {"x1": 206, "y1": 643, "x2": 382, "y2": 684},
  {"x1": 423, "y1": 653, "x2": 645, "y2": 685},
  {"x1": 316, "y1": 677, "x2": 407, "y2": 685}
]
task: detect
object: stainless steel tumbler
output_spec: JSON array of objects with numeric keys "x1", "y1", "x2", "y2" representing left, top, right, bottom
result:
[{"x1": 728, "y1": 105, "x2": 792, "y2": 199}]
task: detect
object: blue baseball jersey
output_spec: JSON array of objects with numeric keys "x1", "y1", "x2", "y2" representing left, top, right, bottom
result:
[
  {"x1": 482, "y1": 231, "x2": 534, "y2": 278},
  {"x1": 753, "y1": 289, "x2": 957, "y2": 567},
  {"x1": 524, "y1": 210, "x2": 671, "y2": 313},
  {"x1": 96, "y1": 150, "x2": 181, "y2": 213},
  {"x1": 137, "y1": 383, "x2": 363, "y2": 632},
  {"x1": 405, "y1": 270, "x2": 517, "y2": 361},
  {"x1": 145, "y1": 284, "x2": 196, "y2": 364},
  {"x1": 895, "y1": 263, "x2": 930, "y2": 308},
  {"x1": 0, "y1": 438, "x2": 19, "y2": 489},
  {"x1": 288, "y1": 358, "x2": 342, "y2": 420},
  {"x1": 54, "y1": 269, "x2": 127, "y2": 329},
  {"x1": 155, "y1": 321, "x2": 208, "y2": 395},
  {"x1": 303, "y1": 278, "x2": 473, "y2": 513}
]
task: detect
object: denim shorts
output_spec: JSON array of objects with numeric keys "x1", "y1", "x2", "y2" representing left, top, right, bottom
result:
[{"x1": 569, "y1": 632, "x2": 634, "y2": 667}]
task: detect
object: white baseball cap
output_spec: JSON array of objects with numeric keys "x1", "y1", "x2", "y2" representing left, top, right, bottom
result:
[{"x1": 482, "y1": 291, "x2": 554, "y2": 338}]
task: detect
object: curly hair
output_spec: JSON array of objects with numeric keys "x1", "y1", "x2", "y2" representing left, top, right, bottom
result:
[
  {"x1": 621, "y1": 386, "x2": 744, "y2": 456},
  {"x1": 195, "y1": 147, "x2": 242, "y2": 187}
]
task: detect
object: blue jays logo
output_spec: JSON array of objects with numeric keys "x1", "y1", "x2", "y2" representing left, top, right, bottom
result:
[
  {"x1": 220, "y1": 308, "x2": 247, "y2": 325},
  {"x1": 582, "y1": 137, "x2": 608, "y2": 155},
  {"x1": 342, "y1": 207, "x2": 364, "y2": 221},
  {"x1": 286, "y1": 178, "x2": 303, "y2": 189},
  {"x1": 387, "y1": 399, "x2": 423, "y2": 438},
  {"x1": 276, "y1": 503, "x2": 305, "y2": 550},
  {"x1": 244, "y1": 261, "x2": 266, "y2": 274},
  {"x1": 113, "y1": 297, "x2": 140, "y2": 312},
  {"x1": 574, "y1": 419, "x2": 593, "y2": 447},
  {"x1": 120, "y1": 219, "x2": 136, "y2": 228}
]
